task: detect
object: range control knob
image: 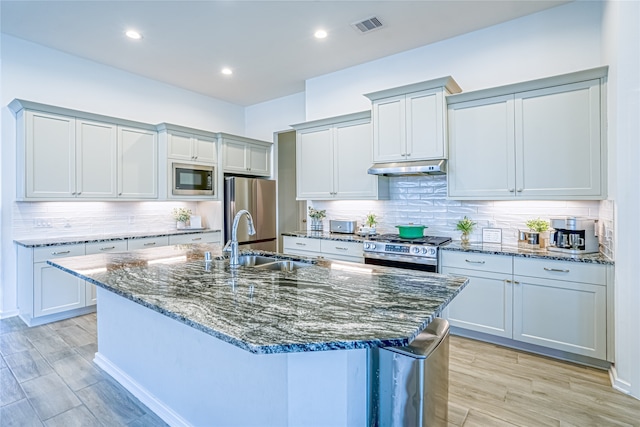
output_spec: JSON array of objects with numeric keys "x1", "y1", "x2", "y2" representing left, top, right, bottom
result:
[
  {"x1": 421, "y1": 247, "x2": 429, "y2": 255},
  {"x1": 429, "y1": 248, "x2": 437, "y2": 256},
  {"x1": 364, "y1": 243, "x2": 376, "y2": 250},
  {"x1": 411, "y1": 246, "x2": 420, "y2": 254}
]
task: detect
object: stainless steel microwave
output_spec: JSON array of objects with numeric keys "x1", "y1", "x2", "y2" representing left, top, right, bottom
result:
[{"x1": 172, "y1": 163, "x2": 215, "y2": 196}]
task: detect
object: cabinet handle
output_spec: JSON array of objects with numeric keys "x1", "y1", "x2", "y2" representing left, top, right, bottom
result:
[
  {"x1": 406, "y1": 153, "x2": 411, "y2": 157},
  {"x1": 295, "y1": 242, "x2": 306, "y2": 246},
  {"x1": 77, "y1": 192, "x2": 81, "y2": 195},
  {"x1": 508, "y1": 188, "x2": 515, "y2": 192},
  {"x1": 465, "y1": 259, "x2": 485, "y2": 264},
  {"x1": 51, "y1": 250, "x2": 71, "y2": 255},
  {"x1": 100, "y1": 246, "x2": 116, "y2": 251},
  {"x1": 335, "y1": 247, "x2": 348, "y2": 251},
  {"x1": 118, "y1": 192, "x2": 122, "y2": 196},
  {"x1": 144, "y1": 242, "x2": 157, "y2": 246},
  {"x1": 504, "y1": 280, "x2": 520, "y2": 285},
  {"x1": 192, "y1": 238, "x2": 202, "y2": 241},
  {"x1": 517, "y1": 188, "x2": 523, "y2": 192},
  {"x1": 544, "y1": 267, "x2": 570, "y2": 273},
  {"x1": 71, "y1": 192, "x2": 76, "y2": 195}
]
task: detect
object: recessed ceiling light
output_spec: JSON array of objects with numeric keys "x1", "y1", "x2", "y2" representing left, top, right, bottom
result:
[
  {"x1": 221, "y1": 68, "x2": 233, "y2": 75},
  {"x1": 314, "y1": 29, "x2": 327, "y2": 39},
  {"x1": 125, "y1": 30, "x2": 142, "y2": 40}
]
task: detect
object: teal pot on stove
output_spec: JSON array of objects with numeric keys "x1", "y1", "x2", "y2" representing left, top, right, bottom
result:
[{"x1": 395, "y1": 224, "x2": 427, "y2": 239}]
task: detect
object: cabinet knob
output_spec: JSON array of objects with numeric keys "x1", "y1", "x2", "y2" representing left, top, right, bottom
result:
[
  {"x1": 406, "y1": 153, "x2": 411, "y2": 157},
  {"x1": 77, "y1": 192, "x2": 81, "y2": 195},
  {"x1": 517, "y1": 188, "x2": 523, "y2": 192},
  {"x1": 508, "y1": 188, "x2": 515, "y2": 192}
]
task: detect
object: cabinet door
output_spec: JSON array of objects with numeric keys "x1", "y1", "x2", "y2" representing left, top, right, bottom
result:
[
  {"x1": 406, "y1": 89, "x2": 444, "y2": 160},
  {"x1": 118, "y1": 127, "x2": 158, "y2": 198},
  {"x1": 167, "y1": 131, "x2": 194, "y2": 161},
  {"x1": 513, "y1": 275, "x2": 606, "y2": 359},
  {"x1": 515, "y1": 79, "x2": 602, "y2": 198},
  {"x1": 372, "y1": 95, "x2": 406, "y2": 162},
  {"x1": 247, "y1": 143, "x2": 271, "y2": 176},
  {"x1": 194, "y1": 136, "x2": 217, "y2": 164},
  {"x1": 25, "y1": 111, "x2": 76, "y2": 198},
  {"x1": 282, "y1": 236, "x2": 322, "y2": 257},
  {"x1": 334, "y1": 120, "x2": 378, "y2": 199},
  {"x1": 442, "y1": 267, "x2": 513, "y2": 338},
  {"x1": 222, "y1": 139, "x2": 248, "y2": 173},
  {"x1": 76, "y1": 120, "x2": 117, "y2": 198},
  {"x1": 447, "y1": 95, "x2": 516, "y2": 199},
  {"x1": 296, "y1": 127, "x2": 334, "y2": 199},
  {"x1": 34, "y1": 262, "x2": 85, "y2": 317}
]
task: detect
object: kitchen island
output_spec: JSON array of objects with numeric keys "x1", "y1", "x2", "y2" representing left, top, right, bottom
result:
[{"x1": 48, "y1": 243, "x2": 468, "y2": 427}]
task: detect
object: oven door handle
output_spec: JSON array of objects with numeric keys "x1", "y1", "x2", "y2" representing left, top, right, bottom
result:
[{"x1": 364, "y1": 251, "x2": 437, "y2": 266}]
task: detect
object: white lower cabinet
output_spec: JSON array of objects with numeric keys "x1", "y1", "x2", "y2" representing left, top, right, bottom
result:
[
  {"x1": 127, "y1": 236, "x2": 169, "y2": 251},
  {"x1": 282, "y1": 236, "x2": 364, "y2": 263},
  {"x1": 169, "y1": 231, "x2": 221, "y2": 245},
  {"x1": 441, "y1": 250, "x2": 609, "y2": 361},
  {"x1": 84, "y1": 240, "x2": 128, "y2": 306}
]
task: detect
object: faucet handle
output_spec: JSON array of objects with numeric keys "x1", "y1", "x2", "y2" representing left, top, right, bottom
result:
[{"x1": 222, "y1": 240, "x2": 232, "y2": 252}]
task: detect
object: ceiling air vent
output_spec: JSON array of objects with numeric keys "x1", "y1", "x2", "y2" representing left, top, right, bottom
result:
[{"x1": 351, "y1": 16, "x2": 383, "y2": 34}]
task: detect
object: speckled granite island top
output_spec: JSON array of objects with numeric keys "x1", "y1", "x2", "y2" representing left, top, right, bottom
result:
[
  {"x1": 14, "y1": 228, "x2": 221, "y2": 248},
  {"x1": 47, "y1": 243, "x2": 468, "y2": 354},
  {"x1": 442, "y1": 241, "x2": 614, "y2": 265}
]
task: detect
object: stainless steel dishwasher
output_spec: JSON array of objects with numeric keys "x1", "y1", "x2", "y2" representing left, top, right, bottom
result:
[{"x1": 377, "y1": 318, "x2": 450, "y2": 427}]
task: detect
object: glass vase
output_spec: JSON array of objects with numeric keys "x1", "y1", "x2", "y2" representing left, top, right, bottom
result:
[
  {"x1": 460, "y1": 232, "x2": 470, "y2": 244},
  {"x1": 310, "y1": 218, "x2": 323, "y2": 232}
]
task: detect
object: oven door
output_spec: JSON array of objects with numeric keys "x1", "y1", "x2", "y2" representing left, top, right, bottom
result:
[
  {"x1": 172, "y1": 163, "x2": 214, "y2": 196},
  {"x1": 364, "y1": 252, "x2": 437, "y2": 273}
]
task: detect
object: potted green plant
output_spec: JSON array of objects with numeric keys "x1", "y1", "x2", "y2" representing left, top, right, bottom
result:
[
  {"x1": 308, "y1": 207, "x2": 326, "y2": 232},
  {"x1": 363, "y1": 212, "x2": 378, "y2": 234},
  {"x1": 525, "y1": 218, "x2": 551, "y2": 248},
  {"x1": 172, "y1": 207, "x2": 192, "y2": 229},
  {"x1": 456, "y1": 216, "x2": 476, "y2": 244}
]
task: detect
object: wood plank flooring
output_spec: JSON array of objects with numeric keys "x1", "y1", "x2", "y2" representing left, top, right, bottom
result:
[
  {"x1": 448, "y1": 336, "x2": 640, "y2": 426},
  {"x1": 3, "y1": 314, "x2": 640, "y2": 426}
]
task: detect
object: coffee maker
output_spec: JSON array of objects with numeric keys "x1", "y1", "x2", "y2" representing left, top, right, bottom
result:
[{"x1": 548, "y1": 217, "x2": 599, "y2": 254}]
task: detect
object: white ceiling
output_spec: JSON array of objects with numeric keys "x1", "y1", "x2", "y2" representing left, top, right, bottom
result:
[{"x1": 1, "y1": 0, "x2": 570, "y2": 106}]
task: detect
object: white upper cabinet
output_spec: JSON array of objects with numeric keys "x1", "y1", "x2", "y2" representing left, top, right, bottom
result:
[
  {"x1": 220, "y1": 133, "x2": 272, "y2": 177},
  {"x1": 165, "y1": 128, "x2": 216, "y2": 164},
  {"x1": 11, "y1": 100, "x2": 159, "y2": 201},
  {"x1": 293, "y1": 111, "x2": 388, "y2": 200},
  {"x1": 118, "y1": 126, "x2": 158, "y2": 199},
  {"x1": 76, "y1": 119, "x2": 118, "y2": 198},
  {"x1": 447, "y1": 67, "x2": 607, "y2": 200},
  {"x1": 365, "y1": 76, "x2": 461, "y2": 163}
]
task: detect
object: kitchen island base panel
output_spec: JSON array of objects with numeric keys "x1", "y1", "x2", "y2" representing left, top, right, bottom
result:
[{"x1": 95, "y1": 288, "x2": 368, "y2": 427}]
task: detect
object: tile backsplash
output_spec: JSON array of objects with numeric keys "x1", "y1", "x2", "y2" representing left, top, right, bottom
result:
[
  {"x1": 11, "y1": 201, "x2": 223, "y2": 240},
  {"x1": 309, "y1": 175, "x2": 614, "y2": 257}
]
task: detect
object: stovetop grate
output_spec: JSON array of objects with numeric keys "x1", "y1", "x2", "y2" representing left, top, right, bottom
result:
[{"x1": 368, "y1": 234, "x2": 452, "y2": 246}]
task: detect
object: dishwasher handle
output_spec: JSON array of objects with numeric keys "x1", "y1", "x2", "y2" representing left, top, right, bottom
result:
[{"x1": 382, "y1": 318, "x2": 449, "y2": 359}]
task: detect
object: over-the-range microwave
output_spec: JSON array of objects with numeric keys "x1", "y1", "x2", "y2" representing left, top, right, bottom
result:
[{"x1": 172, "y1": 162, "x2": 215, "y2": 196}]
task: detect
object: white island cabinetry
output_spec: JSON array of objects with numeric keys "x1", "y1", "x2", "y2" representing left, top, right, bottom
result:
[{"x1": 283, "y1": 236, "x2": 364, "y2": 263}]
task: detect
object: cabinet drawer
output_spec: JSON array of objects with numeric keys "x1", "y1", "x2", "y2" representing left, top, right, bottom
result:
[
  {"x1": 514, "y1": 257, "x2": 606, "y2": 285},
  {"x1": 34, "y1": 244, "x2": 85, "y2": 263},
  {"x1": 85, "y1": 240, "x2": 127, "y2": 255},
  {"x1": 320, "y1": 240, "x2": 363, "y2": 258},
  {"x1": 440, "y1": 250, "x2": 512, "y2": 274},
  {"x1": 169, "y1": 232, "x2": 220, "y2": 245},
  {"x1": 283, "y1": 236, "x2": 321, "y2": 253},
  {"x1": 127, "y1": 236, "x2": 169, "y2": 251}
]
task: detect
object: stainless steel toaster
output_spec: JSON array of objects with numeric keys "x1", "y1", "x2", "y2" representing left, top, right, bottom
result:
[{"x1": 329, "y1": 220, "x2": 357, "y2": 234}]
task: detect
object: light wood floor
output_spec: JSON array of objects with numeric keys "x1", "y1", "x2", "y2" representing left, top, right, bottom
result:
[{"x1": 448, "y1": 336, "x2": 640, "y2": 427}]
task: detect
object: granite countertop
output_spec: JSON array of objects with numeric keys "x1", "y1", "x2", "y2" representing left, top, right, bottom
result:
[
  {"x1": 13, "y1": 229, "x2": 222, "y2": 248},
  {"x1": 282, "y1": 230, "x2": 373, "y2": 243},
  {"x1": 442, "y1": 241, "x2": 614, "y2": 265},
  {"x1": 46, "y1": 243, "x2": 468, "y2": 354}
]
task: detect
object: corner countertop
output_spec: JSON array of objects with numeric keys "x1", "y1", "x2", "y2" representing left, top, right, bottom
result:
[
  {"x1": 46, "y1": 243, "x2": 468, "y2": 354},
  {"x1": 13, "y1": 229, "x2": 222, "y2": 248},
  {"x1": 442, "y1": 241, "x2": 614, "y2": 265}
]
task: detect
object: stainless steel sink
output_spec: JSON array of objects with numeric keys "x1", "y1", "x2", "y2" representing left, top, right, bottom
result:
[{"x1": 236, "y1": 255, "x2": 309, "y2": 271}]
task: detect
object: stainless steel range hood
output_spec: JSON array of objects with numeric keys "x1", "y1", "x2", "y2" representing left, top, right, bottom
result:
[{"x1": 367, "y1": 160, "x2": 447, "y2": 176}]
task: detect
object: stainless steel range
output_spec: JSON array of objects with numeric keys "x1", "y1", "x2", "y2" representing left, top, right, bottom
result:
[{"x1": 363, "y1": 234, "x2": 452, "y2": 272}]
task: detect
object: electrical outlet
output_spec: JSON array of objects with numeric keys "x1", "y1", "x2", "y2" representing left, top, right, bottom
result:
[{"x1": 34, "y1": 218, "x2": 53, "y2": 228}]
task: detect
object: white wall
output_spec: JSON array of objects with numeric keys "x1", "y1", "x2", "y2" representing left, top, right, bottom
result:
[
  {"x1": 602, "y1": 0, "x2": 640, "y2": 400},
  {"x1": 0, "y1": 34, "x2": 245, "y2": 317},
  {"x1": 244, "y1": 92, "x2": 305, "y2": 141},
  {"x1": 305, "y1": 1, "x2": 603, "y2": 121}
]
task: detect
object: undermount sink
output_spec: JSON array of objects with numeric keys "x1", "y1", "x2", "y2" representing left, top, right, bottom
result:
[{"x1": 236, "y1": 255, "x2": 309, "y2": 271}]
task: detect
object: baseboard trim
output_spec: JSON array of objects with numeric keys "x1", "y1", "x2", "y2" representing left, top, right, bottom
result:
[
  {"x1": 0, "y1": 309, "x2": 20, "y2": 320},
  {"x1": 94, "y1": 352, "x2": 191, "y2": 427},
  {"x1": 19, "y1": 305, "x2": 96, "y2": 327},
  {"x1": 609, "y1": 365, "x2": 639, "y2": 399}
]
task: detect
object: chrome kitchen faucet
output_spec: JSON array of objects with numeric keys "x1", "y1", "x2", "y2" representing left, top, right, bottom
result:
[{"x1": 224, "y1": 209, "x2": 256, "y2": 267}]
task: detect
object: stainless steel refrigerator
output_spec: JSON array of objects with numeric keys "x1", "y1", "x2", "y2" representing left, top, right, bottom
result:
[{"x1": 224, "y1": 176, "x2": 277, "y2": 252}]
